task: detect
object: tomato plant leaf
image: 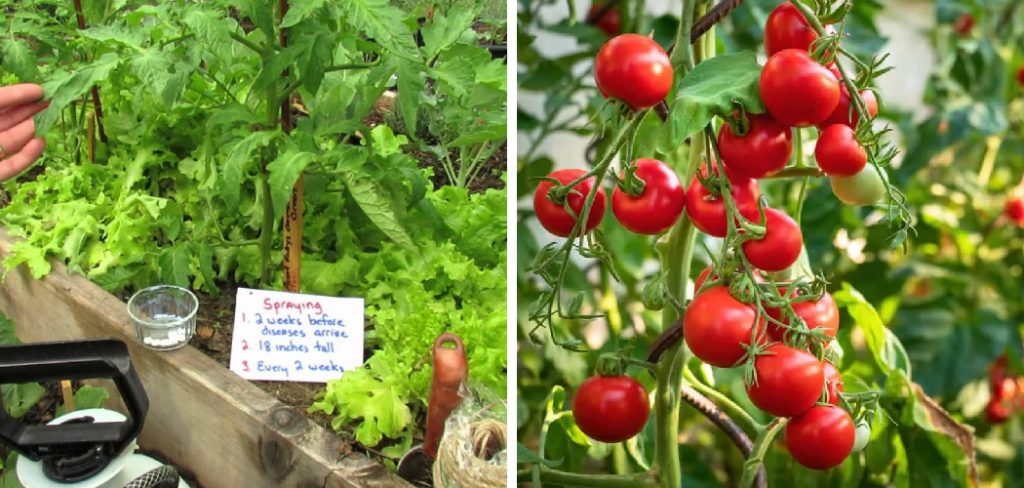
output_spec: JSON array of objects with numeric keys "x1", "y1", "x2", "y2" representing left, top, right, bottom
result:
[
  {"x1": 421, "y1": 9, "x2": 478, "y2": 61},
  {"x1": 37, "y1": 53, "x2": 121, "y2": 133},
  {"x1": 835, "y1": 283, "x2": 912, "y2": 379},
  {"x1": 280, "y1": 0, "x2": 329, "y2": 28},
  {"x1": 221, "y1": 130, "x2": 278, "y2": 211},
  {"x1": 266, "y1": 148, "x2": 314, "y2": 221},
  {"x1": 338, "y1": 0, "x2": 419, "y2": 58},
  {"x1": 1, "y1": 39, "x2": 38, "y2": 81},
  {"x1": 342, "y1": 172, "x2": 415, "y2": 249},
  {"x1": 667, "y1": 51, "x2": 765, "y2": 145},
  {"x1": 158, "y1": 244, "x2": 191, "y2": 287},
  {"x1": 396, "y1": 62, "x2": 424, "y2": 135}
]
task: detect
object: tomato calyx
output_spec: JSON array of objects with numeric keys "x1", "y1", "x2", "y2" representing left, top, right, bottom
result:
[{"x1": 615, "y1": 162, "x2": 647, "y2": 197}]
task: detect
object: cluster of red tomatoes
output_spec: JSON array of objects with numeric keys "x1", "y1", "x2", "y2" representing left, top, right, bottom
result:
[
  {"x1": 552, "y1": 1, "x2": 879, "y2": 472},
  {"x1": 987, "y1": 356, "x2": 1024, "y2": 423}
]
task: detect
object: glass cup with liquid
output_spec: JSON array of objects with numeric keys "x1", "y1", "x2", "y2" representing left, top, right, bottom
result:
[{"x1": 127, "y1": 285, "x2": 198, "y2": 351}]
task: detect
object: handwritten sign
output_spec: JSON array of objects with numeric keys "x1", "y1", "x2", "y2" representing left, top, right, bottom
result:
[{"x1": 229, "y1": 288, "x2": 364, "y2": 383}]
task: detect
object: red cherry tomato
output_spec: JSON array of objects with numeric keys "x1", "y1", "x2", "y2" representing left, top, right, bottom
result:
[
  {"x1": 819, "y1": 69, "x2": 879, "y2": 128},
  {"x1": 987, "y1": 400, "x2": 1012, "y2": 423},
  {"x1": 822, "y1": 361, "x2": 843, "y2": 405},
  {"x1": 768, "y1": 289, "x2": 840, "y2": 341},
  {"x1": 1018, "y1": 66, "x2": 1024, "y2": 87},
  {"x1": 764, "y1": 3, "x2": 837, "y2": 57},
  {"x1": 595, "y1": 34, "x2": 673, "y2": 110},
  {"x1": 588, "y1": 3, "x2": 621, "y2": 36},
  {"x1": 785, "y1": 405, "x2": 855, "y2": 470},
  {"x1": 533, "y1": 168, "x2": 606, "y2": 237},
  {"x1": 573, "y1": 375, "x2": 651, "y2": 442},
  {"x1": 815, "y1": 125, "x2": 867, "y2": 176},
  {"x1": 718, "y1": 114, "x2": 793, "y2": 179},
  {"x1": 746, "y1": 344, "x2": 824, "y2": 417},
  {"x1": 1005, "y1": 197, "x2": 1024, "y2": 227},
  {"x1": 611, "y1": 158, "x2": 686, "y2": 235},
  {"x1": 684, "y1": 165, "x2": 762, "y2": 238},
  {"x1": 684, "y1": 286, "x2": 761, "y2": 368},
  {"x1": 742, "y1": 208, "x2": 803, "y2": 272},
  {"x1": 760, "y1": 49, "x2": 841, "y2": 127},
  {"x1": 954, "y1": 13, "x2": 974, "y2": 37}
]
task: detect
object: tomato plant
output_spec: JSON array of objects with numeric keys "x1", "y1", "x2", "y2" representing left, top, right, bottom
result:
[
  {"x1": 0, "y1": 0, "x2": 508, "y2": 463},
  {"x1": 519, "y1": 0, "x2": 978, "y2": 486}
]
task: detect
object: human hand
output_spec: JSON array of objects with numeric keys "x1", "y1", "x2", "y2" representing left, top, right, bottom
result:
[{"x1": 0, "y1": 84, "x2": 48, "y2": 182}]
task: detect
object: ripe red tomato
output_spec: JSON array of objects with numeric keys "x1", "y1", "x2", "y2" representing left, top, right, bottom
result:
[
  {"x1": 573, "y1": 375, "x2": 650, "y2": 442},
  {"x1": 768, "y1": 289, "x2": 840, "y2": 341},
  {"x1": 718, "y1": 114, "x2": 793, "y2": 179},
  {"x1": 815, "y1": 125, "x2": 867, "y2": 176},
  {"x1": 746, "y1": 344, "x2": 824, "y2": 417},
  {"x1": 1018, "y1": 66, "x2": 1024, "y2": 87},
  {"x1": 588, "y1": 3, "x2": 620, "y2": 36},
  {"x1": 533, "y1": 168, "x2": 606, "y2": 237},
  {"x1": 760, "y1": 49, "x2": 841, "y2": 127},
  {"x1": 996, "y1": 377, "x2": 1018, "y2": 401},
  {"x1": 1005, "y1": 197, "x2": 1024, "y2": 226},
  {"x1": 764, "y1": 2, "x2": 836, "y2": 57},
  {"x1": 684, "y1": 166, "x2": 762, "y2": 237},
  {"x1": 987, "y1": 400, "x2": 1012, "y2": 423},
  {"x1": 595, "y1": 34, "x2": 673, "y2": 110},
  {"x1": 684, "y1": 286, "x2": 761, "y2": 367},
  {"x1": 785, "y1": 405, "x2": 855, "y2": 470},
  {"x1": 742, "y1": 208, "x2": 803, "y2": 272},
  {"x1": 611, "y1": 158, "x2": 686, "y2": 235},
  {"x1": 819, "y1": 69, "x2": 879, "y2": 128},
  {"x1": 823, "y1": 361, "x2": 843, "y2": 405},
  {"x1": 954, "y1": 13, "x2": 974, "y2": 37}
]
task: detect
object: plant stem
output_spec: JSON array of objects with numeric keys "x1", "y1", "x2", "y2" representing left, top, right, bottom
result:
[
  {"x1": 682, "y1": 363, "x2": 763, "y2": 436},
  {"x1": 739, "y1": 417, "x2": 787, "y2": 488},
  {"x1": 517, "y1": 467, "x2": 659, "y2": 488},
  {"x1": 230, "y1": 32, "x2": 268, "y2": 56},
  {"x1": 651, "y1": 3, "x2": 710, "y2": 485},
  {"x1": 978, "y1": 135, "x2": 1003, "y2": 188}
]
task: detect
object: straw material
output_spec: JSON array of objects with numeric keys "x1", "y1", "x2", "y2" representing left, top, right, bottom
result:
[{"x1": 432, "y1": 416, "x2": 507, "y2": 487}]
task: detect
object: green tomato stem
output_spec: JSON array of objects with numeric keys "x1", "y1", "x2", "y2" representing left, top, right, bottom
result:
[
  {"x1": 517, "y1": 467, "x2": 659, "y2": 488},
  {"x1": 739, "y1": 417, "x2": 788, "y2": 488},
  {"x1": 681, "y1": 362, "x2": 764, "y2": 437}
]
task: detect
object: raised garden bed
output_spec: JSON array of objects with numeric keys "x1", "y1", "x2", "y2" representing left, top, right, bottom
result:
[{"x1": 0, "y1": 228, "x2": 411, "y2": 488}]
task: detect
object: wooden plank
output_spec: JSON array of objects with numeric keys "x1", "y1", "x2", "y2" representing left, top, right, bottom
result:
[{"x1": 0, "y1": 228, "x2": 411, "y2": 488}]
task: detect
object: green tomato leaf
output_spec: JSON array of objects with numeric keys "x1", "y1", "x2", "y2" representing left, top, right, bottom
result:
[
  {"x1": 266, "y1": 149, "x2": 315, "y2": 221},
  {"x1": 343, "y1": 171, "x2": 415, "y2": 249},
  {"x1": 221, "y1": 130, "x2": 278, "y2": 211},
  {"x1": 338, "y1": 0, "x2": 419, "y2": 59},
  {"x1": 281, "y1": 0, "x2": 329, "y2": 28},
  {"x1": 38, "y1": 53, "x2": 121, "y2": 134},
  {"x1": 834, "y1": 283, "x2": 912, "y2": 379},
  {"x1": 2, "y1": 39, "x2": 38, "y2": 81},
  {"x1": 421, "y1": 9, "x2": 478, "y2": 61},
  {"x1": 667, "y1": 51, "x2": 765, "y2": 145}
]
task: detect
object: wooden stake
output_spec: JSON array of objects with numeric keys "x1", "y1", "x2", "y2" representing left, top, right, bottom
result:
[{"x1": 279, "y1": 0, "x2": 303, "y2": 292}]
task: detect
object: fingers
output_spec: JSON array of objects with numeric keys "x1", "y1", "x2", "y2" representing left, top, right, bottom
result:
[
  {"x1": 0, "y1": 137, "x2": 45, "y2": 182},
  {"x1": 0, "y1": 84, "x2": 44, "y2": 112},
  {"x1": 0, "y1": 100, "x2": 49, "y2": 133},
  {"x1": 0, "y1": 118, "x2": 38, "y2": 157}
]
